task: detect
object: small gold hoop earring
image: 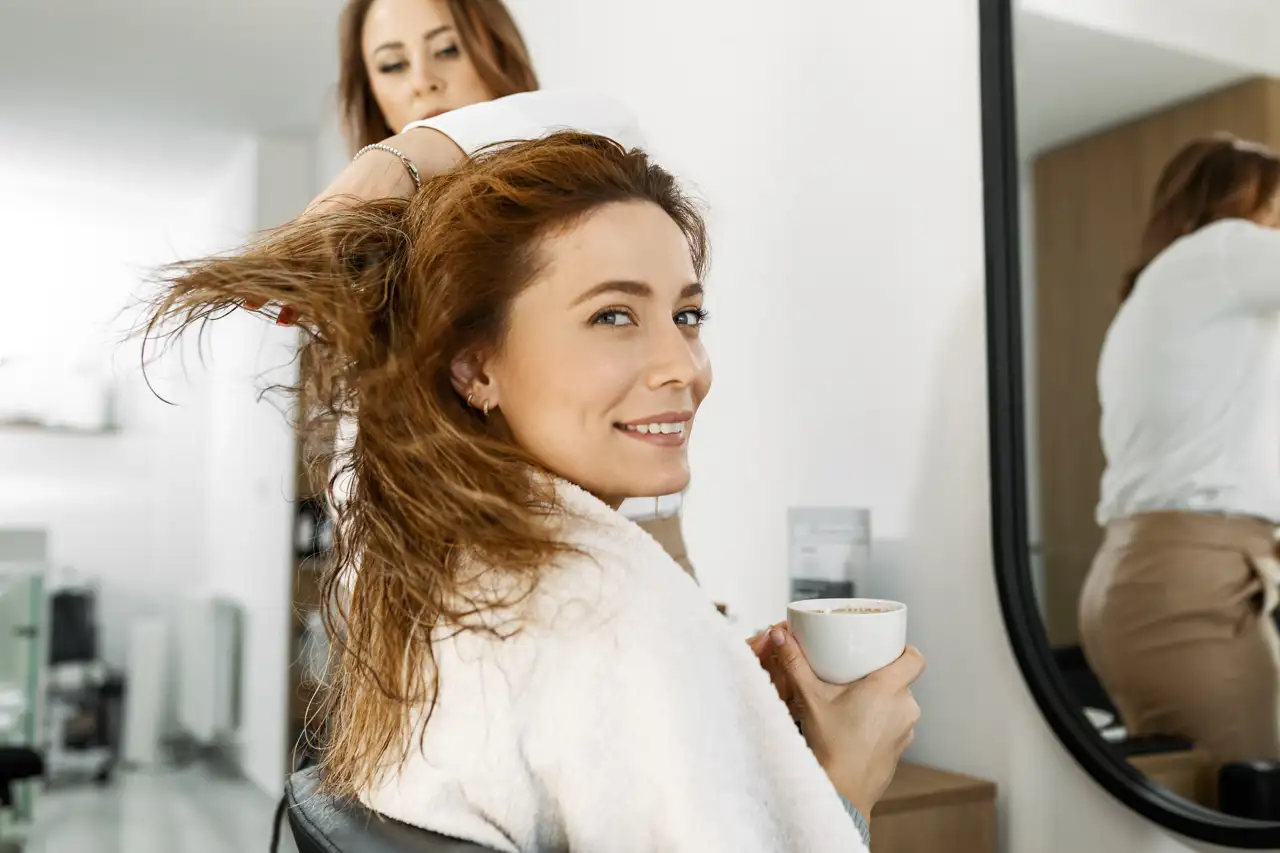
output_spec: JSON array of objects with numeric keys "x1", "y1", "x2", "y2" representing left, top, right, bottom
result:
[
  {"x1": 482, "y1": 400, "x2": 491, "y2": 417},
  {"x1": 466, "y1": 392, "x2": 475, "y2": 407}
]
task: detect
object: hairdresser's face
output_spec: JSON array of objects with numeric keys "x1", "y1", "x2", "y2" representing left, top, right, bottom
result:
[
  {"x1": 1256, "y1": 191, "x2": 1280, "y2": 229},
  {"x1": 485, "y1": 201, "x2": 712, "y2": 505},
  {"x1": 362, "y1": 0, "x2": 496, "y2": 134}
]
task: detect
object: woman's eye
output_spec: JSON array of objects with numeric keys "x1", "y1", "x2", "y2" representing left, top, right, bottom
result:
[
  {"x1": 435, "y1": 44, "x2": 461, "y2": 58},
  {"x1": 592, "y1": 309, "x2": 635, "y2": 327},
  {"x1": 377, "y1": 61, "x2": 407, "y2": 73},
  {"x1": 675, "y1": 308, "x2": 709, "y2": 327}
]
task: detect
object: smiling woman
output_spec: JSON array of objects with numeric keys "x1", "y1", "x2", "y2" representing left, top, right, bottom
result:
[
  {"x1": 483, "y1": 206, "x2": 711, "y2": 502},
  {"x1": 144, "y1": 130, "x2": 708, "y2": 558},
  {"x1": 138, "y1": 131, "x2": 878, "y2": 852},
  {"x1": 322, "y1": 0, "x2": 711, "y2": 581}
]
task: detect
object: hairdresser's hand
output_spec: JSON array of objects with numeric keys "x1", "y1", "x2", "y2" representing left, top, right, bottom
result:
[
  {"x1": 245, "y1": 128, "x2": 465, "y2": 322},
  {"x1": 306, "y1": 127, "x2": 465, "y2": 216},
  {"x1": 772, "y1": 627, "x2": 924, "y2": 818}
]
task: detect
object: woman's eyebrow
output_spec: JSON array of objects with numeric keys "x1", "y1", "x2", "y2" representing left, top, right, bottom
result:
[{"x1": 571, "y1": 280, "x2": 702, "y2": 306}]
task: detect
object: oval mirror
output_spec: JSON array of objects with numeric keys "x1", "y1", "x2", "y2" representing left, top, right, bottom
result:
[{"x1": 983, "y1": 0, "x2": 1280, "y2": 845}]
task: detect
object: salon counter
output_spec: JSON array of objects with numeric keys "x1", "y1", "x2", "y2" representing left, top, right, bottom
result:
[{"x1": 870, "y1": 762, "x2": 997, "y2": 853}]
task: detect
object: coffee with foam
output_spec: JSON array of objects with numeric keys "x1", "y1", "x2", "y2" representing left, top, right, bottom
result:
[{"x1": 786, "y1": 598, "x2": 907, "y2": 683}]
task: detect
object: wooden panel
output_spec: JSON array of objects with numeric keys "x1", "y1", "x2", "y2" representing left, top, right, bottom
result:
[
  {"x1": 874, "y1": 762, "x2": 997, "y2": 815},
  {"x1": 1265, "y1": 78, "x2": 1280, "y2": 148},
  {"x1": 871, "y1": 801, "x2": 996, "y2": 853},
  {"x1": 1032, "y1": 77, "x2": 1278, "y2": 647},
  {"x1": 871, "y1": 763, "x2": 997, "y2": 853},
  {"x1": 1129, "y1": 749, "x2": 1218, "y2": 810}
]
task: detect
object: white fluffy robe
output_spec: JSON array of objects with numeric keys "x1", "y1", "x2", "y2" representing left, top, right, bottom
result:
[{"x1": 359, "y1": 479, "x2": 867, "y2": 852}]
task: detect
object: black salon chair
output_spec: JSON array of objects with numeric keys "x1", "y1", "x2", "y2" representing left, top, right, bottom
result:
[{"x1": 285, "y1": 766, "x2": 497, "y2": 853}]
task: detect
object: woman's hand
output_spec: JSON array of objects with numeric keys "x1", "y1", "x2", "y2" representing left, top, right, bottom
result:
[
  {"x1": 748, "y1": 622, "x2": 794, "y2": 707},
  {"x1": 305, "y1": 127, "x2": 465, "y2": 217},
  {"x1": 246, "y1": 127, "x2": 466, "y2": 321},
  {"x1": 767, "y1": 625, "x2": 924, "y2": 818}
]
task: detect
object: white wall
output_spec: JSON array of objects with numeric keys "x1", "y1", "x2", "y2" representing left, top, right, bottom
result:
[
  {"x1": 0, "y1": 126, "x2": 311, "y2": 796},
  {"x1": 0, "y1": 139, "x2": 243, "y2": 732},
  {"x1": 1022, "y1": 0, "x2": 1280, "y2": 76},
  {"x1": 194, "y1": 136, "x2": 313, "y2": 795},
  {"x1": 510, "y1": 0, "x2": 1204, "y2": 850},
  {"x1": 314, "y1": 111, "x2": 350, "y2": 190}
]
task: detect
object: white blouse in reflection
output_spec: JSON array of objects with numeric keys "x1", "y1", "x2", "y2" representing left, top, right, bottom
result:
[{"x1": 1096, "y1": 218, "x2": 1280, "y2": 525}]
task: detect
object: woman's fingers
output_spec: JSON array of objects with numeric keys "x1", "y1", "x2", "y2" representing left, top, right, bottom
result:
[
  {"x1": 747, "y1": 621, "x2": 787, "y2": 657},
  {"x1": 874, "y1": 645, "x2": 926, "y2": 690},
  {"x1": 771, "y1": 626, "x2": 827, "y2": 699},
  {"x1": 239, "y1": 300, "x2": 301, "y2": 327},
  {"x1": 747, "y1": 622, "x2": 796, "y2": 707},
  {"x1": 764, "y1": 653, "x2": 794, "y2": 706}
]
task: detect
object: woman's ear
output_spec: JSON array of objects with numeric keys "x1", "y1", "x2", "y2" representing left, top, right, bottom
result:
[{"x1": 450, "y1": 349, "x2": 498, "y2": 410}]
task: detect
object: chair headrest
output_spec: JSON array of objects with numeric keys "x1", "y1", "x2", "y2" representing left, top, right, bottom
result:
[{"x1": 285, "y1": 766, "x2": 497, "y2": 853}]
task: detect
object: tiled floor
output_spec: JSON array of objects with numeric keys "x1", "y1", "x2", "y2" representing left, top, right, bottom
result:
[{"x1": 13, "y1": 766, "x2": 297, "y2": 853}]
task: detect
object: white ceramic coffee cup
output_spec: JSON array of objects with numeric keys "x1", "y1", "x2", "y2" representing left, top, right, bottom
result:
[{"x1": 786, "y1": 598, "x2": 908, "y2": 684}]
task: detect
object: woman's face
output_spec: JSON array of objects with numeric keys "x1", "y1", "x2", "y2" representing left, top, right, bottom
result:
[
  {"x1": 472, "y1": 201, "x2": 713, "y2": 505},
  {"x1": 361, "y1": 0, "x2": 497, "y2": 134},
  {"x1": 1256, "y1": 191, "x2": 1280, "y2": 229}
]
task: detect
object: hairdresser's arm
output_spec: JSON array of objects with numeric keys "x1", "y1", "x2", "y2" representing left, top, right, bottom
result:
[
  {"x1": 304, "y1": 128, "x2": 463, "y2": 216},
  {"x1": 401, "y1": 90, "x2": 646, "y2": 154},
  {"x1": 307, "y1": 90, "x2": 644, "y2": 216}
]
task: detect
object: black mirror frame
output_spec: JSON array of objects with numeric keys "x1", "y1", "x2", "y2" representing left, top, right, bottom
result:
[{"x1": 978, "y1": 0, "x2": 1280, "y2": 846}]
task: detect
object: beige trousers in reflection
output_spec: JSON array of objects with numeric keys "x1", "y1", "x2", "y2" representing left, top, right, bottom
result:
[{"x1": 1079, "y1": 512, "x2": 1280, "y2": 763}]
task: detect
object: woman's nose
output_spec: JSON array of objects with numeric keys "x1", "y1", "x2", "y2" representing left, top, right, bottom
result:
[
  {"x1": 409, "y1": 63, "x2": 443, "y2": 96},
  {"x1": 646, "y1": 325, "x2": 706, "y2": 390}
]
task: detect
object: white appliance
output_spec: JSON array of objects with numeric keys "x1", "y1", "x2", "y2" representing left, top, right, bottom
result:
[{"x1": 177, "y1": 597, "x2": 242, "y2": 746}]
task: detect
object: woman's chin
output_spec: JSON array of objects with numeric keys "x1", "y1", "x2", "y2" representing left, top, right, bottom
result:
[
  {"x1": 574, "y1": 467, "x2": 691, "y2": 505},
  {"x1": 627, "y1": 468, "x2": 691, "y2": 500}
]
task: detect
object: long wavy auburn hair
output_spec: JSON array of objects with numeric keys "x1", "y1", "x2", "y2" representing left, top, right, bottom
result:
[{"x1": 138, "y1": 131, "x2": 709, "y2": 796}]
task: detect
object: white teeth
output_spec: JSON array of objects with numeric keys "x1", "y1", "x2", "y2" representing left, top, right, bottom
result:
[{"x1": 625, "y1": 422, "x2": 685, "y2": 435}]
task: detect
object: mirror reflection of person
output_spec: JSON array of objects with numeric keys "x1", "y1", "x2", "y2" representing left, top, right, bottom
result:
[
  {"x1": 1080, "y1": 134, "x2": 1280, "y2": 765},
  {"x1": 146, "y1": 133, "x2": 924, "y2": 851},
  {"x1": 321, "y1": 0, "x2": 705, "y2": 584}
]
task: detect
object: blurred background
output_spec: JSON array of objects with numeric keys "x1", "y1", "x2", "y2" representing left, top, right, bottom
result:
[{"x1": 1, "y1": 3, "x2": 355, "y2": 848}]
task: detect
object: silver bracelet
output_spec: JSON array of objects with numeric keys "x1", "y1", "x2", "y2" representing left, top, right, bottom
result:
[{"x1": 352, "y1": 143, "x2": 422, "y2": 191}]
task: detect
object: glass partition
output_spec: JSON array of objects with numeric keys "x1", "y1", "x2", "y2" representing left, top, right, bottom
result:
[{"x1": 0, "y1": 565, "x2": 46, "y2": 824}]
